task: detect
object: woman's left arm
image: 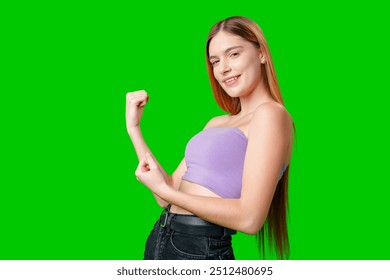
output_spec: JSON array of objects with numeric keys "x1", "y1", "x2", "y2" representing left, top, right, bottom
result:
[{"x1": 137, "y1": 103, "x2": 292, "y2": 234}]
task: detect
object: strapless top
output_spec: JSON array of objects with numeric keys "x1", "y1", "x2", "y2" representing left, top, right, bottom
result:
[{"x1": 181, "y1": 127, "x2": 286, "y2": 198}]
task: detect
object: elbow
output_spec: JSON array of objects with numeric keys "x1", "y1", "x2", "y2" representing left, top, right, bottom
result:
[
  {"x1": 238, "y1": 215, "x2": 265, "y2": 235},
  {"x1": 155, "y1": 194, "x2": 169, "y2": 208},
  {"x1": 157, "y1": 201, "x2": 169, "y2": 208}
]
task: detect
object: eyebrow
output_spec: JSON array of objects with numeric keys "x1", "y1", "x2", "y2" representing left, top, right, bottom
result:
[{"x1": 209, "y1": 46, "x2": 244, "y2": 61}]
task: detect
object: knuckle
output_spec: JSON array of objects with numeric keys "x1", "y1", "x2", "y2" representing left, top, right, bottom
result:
[{"x1": 126, "y1": 90, "x2": 140, "y2": 97}]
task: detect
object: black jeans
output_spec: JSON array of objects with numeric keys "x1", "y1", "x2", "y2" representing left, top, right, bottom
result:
[{"x1": 144, "y1": 206, "x2": 235, "y2": 260}]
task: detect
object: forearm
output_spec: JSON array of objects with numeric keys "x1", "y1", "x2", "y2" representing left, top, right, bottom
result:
[
  {"x1": 128, "y1": 126, "x2": 171, "y2": 207},
  {"x1": 128, "y1": 126, "x2": 172, "y2": 185},
  {"x1": 161, "y1": 186, "x2": 259, "y2": 234}
]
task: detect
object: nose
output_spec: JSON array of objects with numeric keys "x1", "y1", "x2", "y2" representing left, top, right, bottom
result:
[{"x1": 218, "y1": 59, "x2": 231, "y2": 75}]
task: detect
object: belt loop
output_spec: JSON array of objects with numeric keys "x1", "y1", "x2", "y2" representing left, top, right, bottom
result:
[
  {"x1": 223, "y1": 227, "x2": 229, "y2": 237},
  {"x1": 160, "y1": 209, "x2": 168, "y2": 228},
  {"x1": 160, "y1": 204, "x2": 173, "y2": 228},
  {"x1": 167, "y1": 212, "x2": 176, "y2": 229}
]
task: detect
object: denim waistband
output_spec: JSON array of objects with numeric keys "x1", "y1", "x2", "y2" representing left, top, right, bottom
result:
[{"x1": 159, "y1": 205, "x2": 236, "y2": 237}]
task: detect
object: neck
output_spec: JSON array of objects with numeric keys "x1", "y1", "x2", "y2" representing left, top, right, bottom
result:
[{"x1": 236, "y1": 80, "x2": 273, "y2": 117}]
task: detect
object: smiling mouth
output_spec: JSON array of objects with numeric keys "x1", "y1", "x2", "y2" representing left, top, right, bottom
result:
[{"x1": 224, "y1": 75, "x2": 241, "y2": 85}]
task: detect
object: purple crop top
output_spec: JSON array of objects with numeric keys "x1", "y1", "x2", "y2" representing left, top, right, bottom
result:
[{"x1": 181, "y1": 127, "x2": 287, "y2": 199}]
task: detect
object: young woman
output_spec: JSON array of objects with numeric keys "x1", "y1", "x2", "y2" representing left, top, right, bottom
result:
[{"x1": 126, "y1": 16, "x2": 294, "y2": 260}]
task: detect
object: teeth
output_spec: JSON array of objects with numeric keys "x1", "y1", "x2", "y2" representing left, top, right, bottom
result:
[{"x1": 226, "y1": 76, "x2": 238, "y2": 83}]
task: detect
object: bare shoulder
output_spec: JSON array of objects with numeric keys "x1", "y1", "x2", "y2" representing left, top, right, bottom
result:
[
  {"x1": 203, "y1": 114, "x2": 230, "y2": 129},
  {"x1": 248, "y1": 102, "x2": 294, "y2": 165},
  {"x1": 249, "y1": 101, "x2": 293, "y2": 132}
]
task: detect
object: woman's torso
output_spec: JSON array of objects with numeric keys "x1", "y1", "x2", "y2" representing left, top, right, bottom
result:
[{"x1": 170, "y1": 108, "x2": 293, "y2": 215}]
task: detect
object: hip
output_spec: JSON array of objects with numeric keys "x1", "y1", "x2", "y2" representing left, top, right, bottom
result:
[{"x1": 144, "y1": 205, "x2": 236, "y2": 260}]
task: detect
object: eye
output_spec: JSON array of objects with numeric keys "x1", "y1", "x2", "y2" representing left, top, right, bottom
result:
[
  {"x1": 210, "y1": 60, "x2": 219, "y2": 66},
  {"x1": 230, "y1": 52, "x2": 239, "y2": 57}
]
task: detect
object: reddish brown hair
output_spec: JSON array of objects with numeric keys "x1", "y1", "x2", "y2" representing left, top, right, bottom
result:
[{"x1": 206, "y1": 16, "x2": 294, "y2": 259}]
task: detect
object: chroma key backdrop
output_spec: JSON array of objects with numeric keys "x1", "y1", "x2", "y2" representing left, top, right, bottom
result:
[{"x1": 1, "y1": 1, "x2": 389, "y2": 260}]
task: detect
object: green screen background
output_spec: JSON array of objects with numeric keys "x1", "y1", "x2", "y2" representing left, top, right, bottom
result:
[{"x1": 1, "y1": 1, "x2": 389, "y2": 260}]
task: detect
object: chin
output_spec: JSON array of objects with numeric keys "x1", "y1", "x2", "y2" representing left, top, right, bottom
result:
[{"x1": 223, "y1": 88, "x2": 245, "y2": 98}]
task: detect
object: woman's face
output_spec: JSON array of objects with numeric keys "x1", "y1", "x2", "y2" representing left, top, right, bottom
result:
[{"x1": 208, "y1": 31, "x2": 264, "y2": 98}]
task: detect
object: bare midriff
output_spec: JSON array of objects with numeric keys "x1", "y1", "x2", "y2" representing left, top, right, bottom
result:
[{"x1": 169, "y1": 180, "x2": 222, "y2": 214}]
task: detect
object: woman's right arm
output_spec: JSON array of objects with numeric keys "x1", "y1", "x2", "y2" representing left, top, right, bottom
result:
[{"x1": 126, "y1": 90, "x2": 183, "y2": 207}]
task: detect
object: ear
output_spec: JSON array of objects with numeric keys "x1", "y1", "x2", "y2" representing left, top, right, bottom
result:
[{"x1": 259, "y1": 51, "x2": 266, "y2": 64}]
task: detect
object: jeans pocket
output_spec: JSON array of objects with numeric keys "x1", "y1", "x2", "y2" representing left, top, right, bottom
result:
[
  {"x1": 168, "y1": 231, "x2": 208, "y2": 260},
  {"x1": 217, "y1": 248, "x2": 235, "y2": 260}
]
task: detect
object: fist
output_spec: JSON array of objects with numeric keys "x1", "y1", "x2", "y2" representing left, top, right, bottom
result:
[
  {"x1": 135, "y1": 153, "x2": 167, "y2": 195},
  {"x1": 126, "y1": 90, "x2": 149, "y2": 133}
]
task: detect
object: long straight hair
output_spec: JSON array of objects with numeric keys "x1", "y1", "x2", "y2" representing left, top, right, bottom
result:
[{"x1": 206, "y1": 16, "x2": 295, "y2": 259}]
